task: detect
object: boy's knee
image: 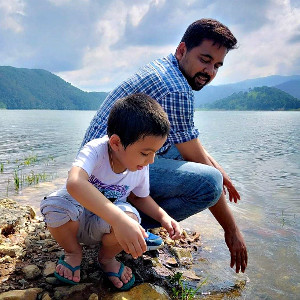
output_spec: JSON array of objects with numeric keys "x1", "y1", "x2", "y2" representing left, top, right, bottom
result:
[
  {"x1": 40, "y1": 196, "x2": 83, "y2": 228},
  {"x1": 125, "y1": 211, "x2": 139, "y2": 222}
]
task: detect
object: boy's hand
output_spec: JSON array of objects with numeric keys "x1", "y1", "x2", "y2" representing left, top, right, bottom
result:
[
  {"x1": 160, "y1": 216, "x2": 182, "y2": 240},
  {"x1": 112, "y1": 216, "x2": 147, "y2": 259}
]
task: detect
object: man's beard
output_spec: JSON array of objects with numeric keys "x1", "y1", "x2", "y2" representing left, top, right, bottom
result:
[{"x1": 180, "y1": 68, "x2": 211, "y2": 91}]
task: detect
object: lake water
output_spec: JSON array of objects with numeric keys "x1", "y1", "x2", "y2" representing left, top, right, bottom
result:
[{"x1": 0, "y1": 110, "x2": 299, "y2": 299}]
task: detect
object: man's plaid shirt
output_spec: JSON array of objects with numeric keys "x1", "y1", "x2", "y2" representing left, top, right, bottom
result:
[{"x1": 81, "y1": 54, "x2": 199, "y2": 154}]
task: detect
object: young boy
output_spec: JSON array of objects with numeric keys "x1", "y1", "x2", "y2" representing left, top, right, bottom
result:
[{"x1": 40, "y1": 94, "x2": 181, "y2": 290}]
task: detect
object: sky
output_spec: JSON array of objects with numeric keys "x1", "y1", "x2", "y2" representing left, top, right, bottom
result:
[{"x1": 0, "y1": 0, "x2": 300, "y2": 92}]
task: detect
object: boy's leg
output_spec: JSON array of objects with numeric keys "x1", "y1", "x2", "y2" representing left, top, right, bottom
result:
[
  {"x1": 142, "y1": 146, "x2": 223, "y2": 228},
  {"x1": 48, "y1": 221, "x2": 82, "y2": 283},
  {"x1": 98, "y1": 212, "x2": 137, "y2": 289},
  {"x1": 40, "y1": 195, "x2": 84, "y2": 283}
]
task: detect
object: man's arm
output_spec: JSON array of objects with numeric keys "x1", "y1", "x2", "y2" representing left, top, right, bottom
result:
[
  {"x1": 175, "y1": 138, "x2": 248, "y2": 273},
  {"x1": 203, "y1": 147, "x2": 240, "y2": 203}
]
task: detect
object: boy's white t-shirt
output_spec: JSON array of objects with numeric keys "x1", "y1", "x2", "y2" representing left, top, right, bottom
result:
[{"x1": 49, "y1": 136, "x2": 150, "y2": 202}]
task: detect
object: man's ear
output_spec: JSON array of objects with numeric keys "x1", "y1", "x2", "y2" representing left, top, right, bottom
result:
[
  {"x1": 175, "y1": 42, "x2": 187, "y2": 61},
  {"x1": 109, "y1": 134, "x2": 122, "y2": 152}
]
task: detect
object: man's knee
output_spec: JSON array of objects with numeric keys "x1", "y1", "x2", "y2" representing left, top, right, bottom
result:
[
  {"x1": 205, "y1": 168, "x2": 223, "y2": 206},
  {"x1": 188, "y1": 166, "x2": 223, "y2": 209}
]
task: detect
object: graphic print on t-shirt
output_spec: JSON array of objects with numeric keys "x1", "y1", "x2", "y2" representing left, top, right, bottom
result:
[{"x1": 88, "y1": 175, "x2": 129, "y2": 202}]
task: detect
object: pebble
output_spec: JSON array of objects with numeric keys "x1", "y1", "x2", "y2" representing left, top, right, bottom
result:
[{"x1": 23, "y1": 264, "x2": 41, "y2": 280}]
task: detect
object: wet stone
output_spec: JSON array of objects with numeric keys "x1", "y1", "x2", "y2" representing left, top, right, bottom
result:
[
  {"x1": 23, "y1": 264, "x2": 41, "y2": 280},
  {"x1": 0, "y1": 288, "x2": 42, "y2": 300},
  {"x1": 43, "y1": 261, "x2": 56, "y2": 277}
]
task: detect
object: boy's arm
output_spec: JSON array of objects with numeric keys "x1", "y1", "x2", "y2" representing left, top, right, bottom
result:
[
  {"x1": 128, "y1": 193, "x2": 181, "y2": 240},
  {"x1": 66, "y1": 166, "x2": 147, "y2": 258}
]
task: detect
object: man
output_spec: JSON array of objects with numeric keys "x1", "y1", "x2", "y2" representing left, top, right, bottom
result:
[{"x1": 81, "y1": 18, "x2": 248, "y2": 273}]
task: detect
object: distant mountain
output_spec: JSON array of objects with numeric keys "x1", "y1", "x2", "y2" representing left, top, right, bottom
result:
[
  {"x1": 0, "y1": 66, "x2": 108, "y2": 110},
  {"x1": 206, "y1": 86, "x2": 300, "y2": 111},
  {"x1": 274, "y1": 80, "x2": 300, "y2": 99},
  {"x1": 195, "y1": 75, "x2": 300, "y2": 107}
]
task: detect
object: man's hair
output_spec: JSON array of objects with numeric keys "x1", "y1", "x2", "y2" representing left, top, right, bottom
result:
[
  {"x1": 107, "y1": 93, "x2": 170, "y2": 148},
  {"x1": 181, "y1": 18, "x2": 237, "y2": 51}
]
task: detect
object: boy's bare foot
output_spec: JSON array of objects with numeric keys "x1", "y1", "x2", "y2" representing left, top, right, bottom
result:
[
  {"x1": 56, "y1": 251, "x2": 82, "y2": 283},
  {"x1": 99, "y1": 257, "x2": 133, "y2": 289}
]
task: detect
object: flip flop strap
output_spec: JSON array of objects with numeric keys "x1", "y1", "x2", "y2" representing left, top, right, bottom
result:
[
  {"x1": 105, "y1": 262, "x2": 124, "y2": 278},
  {"x1": 58, "y1": 255, "x2": 80, "y2": 274}
]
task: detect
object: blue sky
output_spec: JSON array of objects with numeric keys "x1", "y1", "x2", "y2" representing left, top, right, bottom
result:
[{"x1": 0, "y1": 0, "x2": 299, "y2": 92}]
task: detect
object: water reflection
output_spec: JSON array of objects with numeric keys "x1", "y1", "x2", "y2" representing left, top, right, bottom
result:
[{"x1": 1, "y1": 110, "x2": 299, "y2": 299}]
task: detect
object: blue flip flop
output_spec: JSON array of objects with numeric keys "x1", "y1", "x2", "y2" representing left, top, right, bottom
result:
[
  {"x1": 54, "y1": 255, "x2": 81, "y2": 285},
  {"x1": 145, "y1": 231, "x2": 164, "y2": 251},
  {"x1": 105, "y1": 262, "x2": 135, "y2": 291}
]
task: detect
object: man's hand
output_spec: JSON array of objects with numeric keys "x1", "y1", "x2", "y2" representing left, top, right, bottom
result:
[
  {"x1": 112, "y1": 215, "x2": 148, "y2": 259},
  {"x1": 222, "y1": 172, "x2": 240, "y2": 203},
  {"x1": 160, "y1": 216, "x2": 182, "y2": 240},
  {"x1": 224, "y1": 228, "x2": 248, "y2": 273}
]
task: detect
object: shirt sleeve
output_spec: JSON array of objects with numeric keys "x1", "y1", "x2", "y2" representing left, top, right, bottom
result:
[
  {"x1": 161, "y1": 92, "x2": 199, "y2": 144},
  {"x1": 131, "y1": 166, "x2": 150, "y2": 198},
  {"x1": 72, "y1": 139, "x2": 103, "y2": 176}
]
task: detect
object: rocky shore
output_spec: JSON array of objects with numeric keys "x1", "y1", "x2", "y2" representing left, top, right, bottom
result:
[{"x1": 0, "y1": 198, "x2": 246, "y2": 300}]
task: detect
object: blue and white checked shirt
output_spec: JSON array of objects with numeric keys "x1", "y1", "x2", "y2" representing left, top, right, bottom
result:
[{"x1": 81, "y1": 54, "x2": 199, "y2": 154}]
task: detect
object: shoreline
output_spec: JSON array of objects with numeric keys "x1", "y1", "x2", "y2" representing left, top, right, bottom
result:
[{"x1": 0, "y1": 198, "x2": 246, "y2": 300}]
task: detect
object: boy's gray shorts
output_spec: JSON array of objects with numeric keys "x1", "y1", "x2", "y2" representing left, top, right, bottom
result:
[{"x1": 40, "y1": 194, "x2": 141, "y2": 245}]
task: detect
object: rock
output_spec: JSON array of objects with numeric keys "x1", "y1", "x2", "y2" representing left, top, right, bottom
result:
[
  {"x1": 45, "y1": 277, "x2": 58, "y2": 285},
  {"x1": 0, "y1": 244, "x2": 23, "y2": 257},
  {"x1": 0, "y1": 199, "x2": 35, "y2": 236},
  {"x1": 41, "y1": 292, "x2": 52, "y2": 300},
  {"x1": 165, "y1": 257, "x2": 178, "y2": 266},
  {"x1": 150, "y1": 257, "x2": 160, "y2": 267},
  {"x1": 43, "y1": 261, "x2": 56, "y2": 277},
  {"x1": 88, "y1": 293, "x2": 99, "y2": 300},
  {"x1": 18, "y1": 278, "x2": 28, "y2": 288},
  {"x1": 0, "y1": 288, "x2": 42, "y2": 300},
  {"x1": 0, "y1": 255, "x2": 13, "y2": 263},
  {"x1": 182, "y1": 270, "x2": 201, "y2": 280},
  {"x1": 149, "y1": 228, "x2": 161, "y2": 235},
  {"x1": 53, "y1": 283, "x2": 93, "y2": 300},
  {"x1": 102, "y1": 283, "x2": 170, "y2": 300},
  {"x1": 47, "y1": 245, "x2": 60, "y2": 252},
  {"x1": 23, "y1": 265, "x2": 41, "y2": 280},
  {"x1": 170, "y1": 247, "x2": 193, "y2": 265}
]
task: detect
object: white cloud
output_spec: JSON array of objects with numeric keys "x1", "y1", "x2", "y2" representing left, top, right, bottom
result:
[
  {"x1": 212, "y1": 0, "x2": 300, "y2": 85},
  {"x1": 0, "y1": 0, "x2": 299, "y2": 90},
  {"x1": 0, "y1": 0, "x2": 25, "y2": 33}
]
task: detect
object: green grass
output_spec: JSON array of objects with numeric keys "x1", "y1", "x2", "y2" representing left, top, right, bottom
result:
[
  {"x1": 13, "y1": 169, "x2": 48, "y2": 191},
  {"x1": 23, "y1": 155, "x2": 37, "y2": 166},
  {"x1": 1, "y1": 153, "x2": 55, "y2": 198},
  {"x1": 13, "y1": 169, "x2": 21, "y2": 191},
  {"x1": 24, "y1": 171, "x2": 47, "y2": 185},
  {"x1": 169, "y1": 272, "x2": 207, "y2": 300}
]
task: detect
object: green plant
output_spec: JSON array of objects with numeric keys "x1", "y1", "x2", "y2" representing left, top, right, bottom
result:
[
  {"x1": 281, "y1": 210, "x2": 285, "y2": 227},
  {"x1": 0, "y1": 162, "x2": 3, "y2": 173},
  {"x1": 13, "y1": 169, "x2": 20, "y2": 190},
  {"x1": 169, "y1": 272, "x2": 207, "y2": 300},
  {"x1": 24, "y1": 171, "x2": 47, "y2": 185},
  {"x1": 6, "y1": 178, "x2": 10, "y2": 197},
  {"x1": 23, "y1": 155, "x2": 37, "y2": 166}
]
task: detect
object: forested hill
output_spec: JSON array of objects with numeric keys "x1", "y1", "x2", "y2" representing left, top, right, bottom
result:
[
  {"x1": 0, "y1": 66, "x2": 108, "y2": 110},
  {"x1": 207, "y1": 86, "x2": 300, "y2": 110}
]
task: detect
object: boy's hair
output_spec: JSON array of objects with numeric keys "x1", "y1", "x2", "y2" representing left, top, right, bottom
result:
[
  {"x1": 181, "y1": 18, "x2": 237, "y2": 52},
  {"x1": 107, "y1": 93, "x2": 170, "y2": 148}
]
